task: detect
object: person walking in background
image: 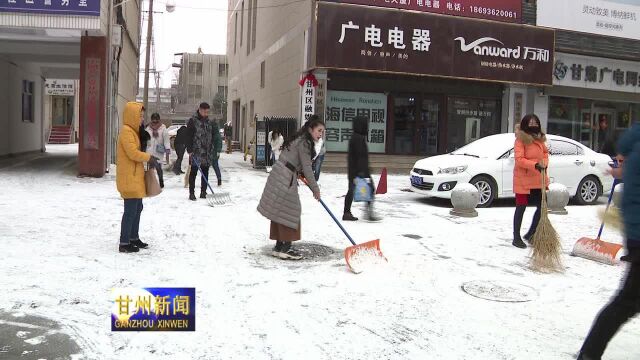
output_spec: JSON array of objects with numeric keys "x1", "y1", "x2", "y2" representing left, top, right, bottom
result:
[
  {"x1": 578, "y1": 123, "x2": 640, "y2": 360},
  {"x1": 173, "y1": 125, "x2": 188, "y2": 175},
  {"x1": 210, "y1": 119, "x2": 223, "y2": 186},
  {"x1": 268, "y1": 128, "x2": 284, "y2": 165},
  {"x1": 596, "y1": 116, "x2": 616, "y2": 158},
  {"x1": 224, "y1": 123, "x2": 233, "y2": 154},
  {"x1": 186, "y1": 102, "x2": 216, "y2": 201},
  {"x1": 512, "y1": 114, "x2": 549, "y2": 249},
  {"x1": 145, "y1": 113, "x2": 171, "y2": 188},
  {"x1": 257, "y1": 119, "x2": 324, "y2": 260},
  {"x1": 343, "y1": 116, "x2": 380, "y2": 222},
  {"x1": 116, "y1": 102, "x2": 158, "y2": 253}
]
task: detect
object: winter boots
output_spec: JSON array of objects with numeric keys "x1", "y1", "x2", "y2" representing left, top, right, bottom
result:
[
  {"x1": 189, "y1": 192, "x2": 196, "y2": 201},
  {"x1": 218, "y1": 179, "x2": 222, "y2": 186},
  {"x1": 119, "y1": 244, "x2": 139, "y2": 253},
  {"x1": 513, "y1": 205, "x2": 527, "y2": 249},
  {"x1": 200, "y1": 190, "x2": 207, "y2": 199},
  {"x1": 342, "y1": 212, "x2": 358, "y2": 221},
  {"x1": 130, "y1": 239, "x2": 149, "y2": 249},
  {"x1": 271, "y1": 241, "x2": 303, "y2": 260},
  {"x1": 363, "y1": 204, "x2": 382, "y2": 222}
]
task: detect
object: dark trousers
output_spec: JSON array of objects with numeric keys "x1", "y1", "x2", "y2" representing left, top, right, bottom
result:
[
  {"x1": 153, "y1": 161, "x2": 164, "y2": 188},
  {"x1": 173, "y1": 145, "x2": 185, "y2": 174},
  {"x1": 513, "y1": 189, "x2": 542, "y2": 240},
  {"x1": 119, "y1": 199, "x2": 143, "y2": 245},
  {"x1": 313, "y1": 154, "x2": 325, "y2": 181},
  {"x1": 580, "y1": 253, "x2": 640, "y2": 358},
  {"x1": 344, "y1": 178, "x2": 375, "y2": 214},
  {"x1": 211, "y1": 158, "x2": 222, "y2": 182},
  {"x1": 189, "y1": 164, "x2": 209, "y2": 194}
]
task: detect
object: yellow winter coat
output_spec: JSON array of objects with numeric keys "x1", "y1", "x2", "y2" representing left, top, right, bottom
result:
[{"x1": 116, "y1": 102, "x2": 151, "y2": 199}]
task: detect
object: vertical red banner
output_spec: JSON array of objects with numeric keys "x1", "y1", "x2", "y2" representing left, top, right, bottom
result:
[{"x1": 78, "y1": 36, "x2": 107, "y2": 177}]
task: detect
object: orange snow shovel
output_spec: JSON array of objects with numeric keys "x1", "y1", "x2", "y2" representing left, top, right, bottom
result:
[
  {"x1": 300, "y1": 176, "x2": 387, "y2": 273},
  {"x1": 572, "y1": 178, "x2": 623, "y2": 265}
]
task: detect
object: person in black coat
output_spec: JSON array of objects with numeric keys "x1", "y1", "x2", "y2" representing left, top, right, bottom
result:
[
  {"x1": 343, "y1": 116, "x2": 381, "y2": 222},
  {"x1": 172, "y1": 125, "x2": 188, "y2": 175}
]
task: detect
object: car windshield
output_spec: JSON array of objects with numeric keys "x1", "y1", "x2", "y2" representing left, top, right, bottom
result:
[{"x1": 450, "y1": 134, "x2": 512, "y2": 159}]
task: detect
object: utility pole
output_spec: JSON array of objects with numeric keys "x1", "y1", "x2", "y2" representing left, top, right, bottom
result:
[{"x1": 142, "y1": 0, "x2": 154, "y2": 121}]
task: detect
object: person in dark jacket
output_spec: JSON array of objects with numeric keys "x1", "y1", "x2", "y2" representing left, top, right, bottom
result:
[
  {"x1": 173, "y1": 125, "x2": 188, "y2": 175},
  {"x1": 343, "y1": 116, "x2": 381, "y2": 222},
  {"x1": 578, "y1": 123, "x2": 640, "y2": 360},
  {"x1": 186, "y1": 102, "x2": 219, "y2": 201}
]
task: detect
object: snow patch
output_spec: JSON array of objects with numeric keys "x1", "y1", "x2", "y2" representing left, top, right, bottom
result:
[{"x1": 24, "y1": 335, "x2": 46, "y2": 345}]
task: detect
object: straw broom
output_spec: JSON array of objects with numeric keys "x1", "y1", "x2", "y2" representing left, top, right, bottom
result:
[{"x1": 530, "y1": 168, "x2": 564, "y2": 273}]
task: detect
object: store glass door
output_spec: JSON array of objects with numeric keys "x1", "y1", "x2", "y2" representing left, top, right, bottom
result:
[
  {"x1": 418, "y1": 98, "x2": 439, "y2": 156},
  {"x1": 592, "y1": 109, "x2": 615, "y2": 152},
  {"x1": 392, "y1": 96, "x2": 417, "y2": 154}
]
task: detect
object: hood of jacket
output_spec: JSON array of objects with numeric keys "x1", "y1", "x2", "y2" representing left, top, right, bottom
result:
[
  {"x1": 515, "y1": 124, "x2": 546, "y2": 145},
  {"x1": 123, "y1": 102, "x2": 144, "y2": 133},
  {"x1": 353, "y1": 116, "x2": 368, "y2": 136}
]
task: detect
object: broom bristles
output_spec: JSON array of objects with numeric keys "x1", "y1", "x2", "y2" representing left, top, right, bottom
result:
[
  {"x1": 598, "y1": 206, "x2": 624, "y2": 233},
  {"x1": 530, "y1": 169, "x2": 564, "y2": 273}
]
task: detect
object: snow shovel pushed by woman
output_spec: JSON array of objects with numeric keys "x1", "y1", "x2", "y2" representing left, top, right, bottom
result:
[
  {"x1": 191, "y1": 156, "x2": 232, "y2": 206},
  {"x1": 300, "y1": 176, "x2": 387, "y2": 273},
  {"x1": 571, "y1": 177, "x2": 623, "y2": 265}
]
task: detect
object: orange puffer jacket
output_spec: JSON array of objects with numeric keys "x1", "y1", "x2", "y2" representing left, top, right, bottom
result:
[{"x1": 513, "y1": 127, "x2": 549, "y2": 194}]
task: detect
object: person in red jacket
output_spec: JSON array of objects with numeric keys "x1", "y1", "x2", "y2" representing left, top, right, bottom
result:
[{"x1": 512, "y1": 114, "x2": 549, "y2": 249}]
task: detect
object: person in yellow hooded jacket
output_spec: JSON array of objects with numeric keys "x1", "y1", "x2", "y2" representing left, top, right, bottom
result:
[{"x1": 116, "y1": 102, "x2": 159, "y2": 253}]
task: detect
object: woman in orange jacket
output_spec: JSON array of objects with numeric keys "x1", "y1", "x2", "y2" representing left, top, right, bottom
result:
[{"x1": 513, "y1": 114, "x2": 549, "y2": 249}]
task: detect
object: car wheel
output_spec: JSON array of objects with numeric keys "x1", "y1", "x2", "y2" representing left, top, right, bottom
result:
[
  {"x1": 575, "y1": 176, "x2": 602, "y2": 205},
  {"x1": 470, "y1": 175, "x2": 496, "y2": 208}
]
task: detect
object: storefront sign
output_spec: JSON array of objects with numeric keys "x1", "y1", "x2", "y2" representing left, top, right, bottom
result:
[
  {"x1": 537, "y1": 0, "x2": 640, "y2": 41},
  {"x1": 325, "y1": 90, "x2": 387, "y2": 153},
  {"x1": 553, "y1": 53, "x2": 640, "y2": 94},
  {"x1": 45, "y1": 79, "x2": 75, "y2": 96},
  {"x1": 0, "y1": 0, "x2": 101, "y2": 16},
  {"x1": 316, "y1": 2, "x2": 554, "y2": 86},
  {"x1": 325, "y1": 0, "x2": 521, "y2": 23},
  {"x1": 301, "y1": 80, "x2": 315, "y2": 123}
]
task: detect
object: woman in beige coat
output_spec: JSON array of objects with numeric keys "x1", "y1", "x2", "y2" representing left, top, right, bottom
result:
[{"x1": 257, "y1": 119, "x2": 324, "y2": 260}]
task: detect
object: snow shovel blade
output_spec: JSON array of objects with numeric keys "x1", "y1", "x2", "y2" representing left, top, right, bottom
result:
[
  {"x1": 344, "y1": 239, "x2": 387, "y2": 274},
  {"x1": 572, "y1": 237, "x2": 623, "y2": 265},
  {"x1": 206, "y1": 192, "x2": 232, "y2": 207}
]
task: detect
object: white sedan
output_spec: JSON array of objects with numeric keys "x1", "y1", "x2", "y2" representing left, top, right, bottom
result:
[{"x1": 409, "y1": 133, "x2": 614, "y2": 207}]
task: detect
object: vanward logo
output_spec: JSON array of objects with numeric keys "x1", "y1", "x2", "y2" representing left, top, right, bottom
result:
[
  {"x1": 454, "y1": 37, "x2": 550, "y2": 62},
  {"x1": 455, "y1": 37, "x2": 520, "y2": 59}
]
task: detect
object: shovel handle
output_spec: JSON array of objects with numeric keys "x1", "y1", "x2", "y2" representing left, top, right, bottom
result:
[
  {"x1": 192, "y1": 156, "x2": 217, "y2": 196},
  {"x1": 299, "y1": 176, "x2": 357, "y2": 246}
]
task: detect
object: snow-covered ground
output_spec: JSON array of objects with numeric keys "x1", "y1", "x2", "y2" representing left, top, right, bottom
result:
[{"x1": 0, "y1": 144, "x2": 638, "y2": 359}]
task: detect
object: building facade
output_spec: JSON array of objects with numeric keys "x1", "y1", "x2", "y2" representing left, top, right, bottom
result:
[
  {"x1": 228, "y1": 0, "x2": 640, "y2": 167},
  {"x1": 0, "y1": 0, "x2": 142, "y2": 177},
  {"x1": 173, "y1": 52, "x2": 228, "y2": 120},
  {"x1": 532, "y1": 0, "x2": 640, "y2": 152}
]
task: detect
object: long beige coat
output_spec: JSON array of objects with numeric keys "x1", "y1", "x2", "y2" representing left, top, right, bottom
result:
[{"x1": 257, "y1": 137, "x2": 320, "y2": 229}]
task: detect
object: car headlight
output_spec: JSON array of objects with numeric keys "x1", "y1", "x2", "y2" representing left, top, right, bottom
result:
[{"x1": 438, "y1": 166, "x2": 467, "y2": 174}]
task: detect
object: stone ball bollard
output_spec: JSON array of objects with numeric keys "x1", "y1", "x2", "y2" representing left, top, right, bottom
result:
[
  {"x1": 450, "y1": 183, "x2": 480, "y2": 218},
  {"x1": 547, "y1": 183, "x2": 570, "y2": 215},
  {"x1": 613, "y1": 183, "x2": 624, "y2": 208}
]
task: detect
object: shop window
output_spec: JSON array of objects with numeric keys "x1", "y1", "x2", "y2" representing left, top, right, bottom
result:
[
  {"x1": 446, "y1": 97, "x2": 500, "y2": 152},
  {"x1": 22, "y1": 80, "x2": 34, "y2": 123}
]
